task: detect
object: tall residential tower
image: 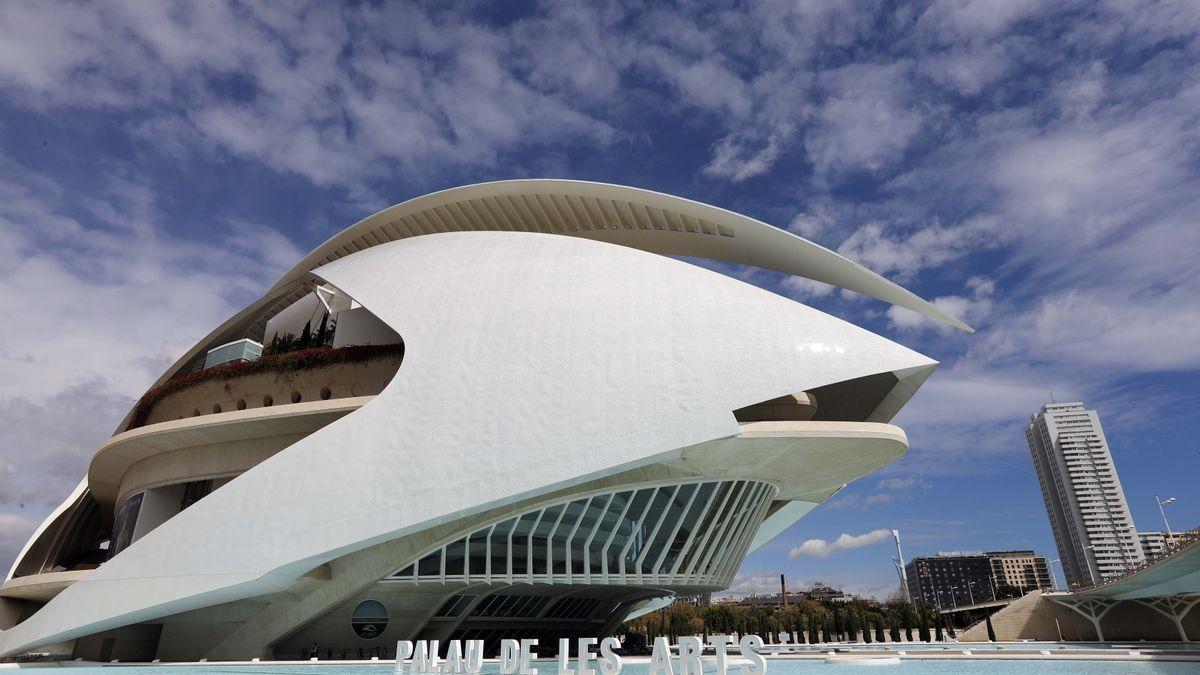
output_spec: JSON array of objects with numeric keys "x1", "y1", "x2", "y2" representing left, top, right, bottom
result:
[{"x1": 1026, "y1": 402, "x2": 1143, "y2": 586}]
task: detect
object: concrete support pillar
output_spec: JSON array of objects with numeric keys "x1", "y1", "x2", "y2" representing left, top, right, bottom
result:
[
  {"x1": 1134, "y1": 595, "x2": 1200, "y2": 642},
  {"x1": 1047, "y1": 597, "x2": 1117, "y2": 642}
]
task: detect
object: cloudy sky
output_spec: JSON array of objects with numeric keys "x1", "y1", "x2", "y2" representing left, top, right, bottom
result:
[{"x1": 1, "y1": 1, "x2": 1197, "y2": 599}]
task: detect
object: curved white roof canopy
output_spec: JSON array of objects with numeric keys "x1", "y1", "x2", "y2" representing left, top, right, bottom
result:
[
  {"x1": 123, "y1": 179, "x2": 969, "y2": 432},
  {"x1": 277, "y1": 180, "x2": 971, "y2": 330}
]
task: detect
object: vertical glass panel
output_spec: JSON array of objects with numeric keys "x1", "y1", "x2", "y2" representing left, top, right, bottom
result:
[
  {"x1": 694, "y1": 482, "x2": 746, "y2": 576},
  {"x1": 497, "y1": 595, "x2": 519, "y2": 616},
  {"x1": 109, "y1": 492, "x2": 144, "y2": 559},
  {"x1": 629, "y1": 488, "x2": 674, "y2": 571},
  {"x1": 475, "y1": 595, "x2": 499, "y2": 616},
  {"x1": 591, "y1": 491, "x2": 631, "y2": 574},
  {"x1": 418, "y1": 550, "x2": 442, "y2": 576},
  {"x1": 510, "y1": 513, "x2": 538, "y2": 575},
  {"x1": 679, "y1": 482, "x2": 731, "y2": 574},
  {"x1": 531, "y1": 504, "x2": 562, "y2": 576},
  {"x1": 610, "y1": 488, "x2": 654, "y2": 573},
  {"x1": 571, "y1": 497, "x2": 606, "y2": 574},
  {"x1": 705, "y1": 482, "x2": 755, "y2": 576},
  {"x1": 643, "y1": 484, "x2": 695, "y2": 573},
  {"x1": 393, "y1": 563, "x2": 414, "y2": 579},
  {"x1": 468, "y1": 531, "x2": 488, "y2": 576},
  {"x1": 552, "y1": 500, "x2": 587, "y2": 575},
  {"x1": 661, "y1": 482, "x2": 715, "y2": 573},
  {"x1": 490, "y1": 520, "x2": 514, "y2": 576},
  {"x1": 445, "y1": 539, "x2": 466, "y2": 576}
]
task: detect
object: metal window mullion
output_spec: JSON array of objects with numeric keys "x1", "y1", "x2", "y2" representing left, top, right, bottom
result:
[
  {"x1": 506, "y1": 518, "x2": 519, "y2": 586},
  {"x1": 600, "y1": 493, "x2": 636, "y2": 578},
  {"x1": 582, "y1": 493, "x2": 615, "y2": 585},
  {"x1": 649, "y1": 484, "x2": 701, "y2": 580},
  {"x1": 717, "y1": 485, "x2": 775, "y2": 581},
  {"x1": 718, "y1": 484, "x2": 776, "y2": 581},
  {"x1": 545, "y1": 502, "x2": 570, "y2": 584},
  {"x1": 440, "y1": 544, "x2": 447, "y2": 584},
  {"x1": 563, "y1": 497, "x2": 594, "y2": 585},
  {"x1": 484, "y1": 523, "x2": 496, "y2": 583},
  {"x1": 691, "y1": 481, "x2": 748, "y2": 582},
  {"x1": 700, "y1": 482, "x2": 752, "y2": 582},
  {"x1": 462, "y1": 535, "x2": 472, "y2": 578},
  {"x1": 669, "y1": 482, "x2": 720, "y2": 579},
  {"x1": 635, "y1": 485, "x2": 681, "y2": 573},
  {"x1": 680, "y1": 482, "x2": 737, "y2": 581},
  {"x1": 706, "y1": 482, "x2": 764, "y2": 582},
  {"x1": 618, "y1": 487, "x2": 661, "y2": 582},
  {"x1": 527, "y1": 508, "x2": 547, "y2": 585}
]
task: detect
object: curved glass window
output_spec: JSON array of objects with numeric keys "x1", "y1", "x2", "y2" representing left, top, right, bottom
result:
[
  {"x1": 108, "y1": 492, "x2": 144, "y2": 559},
  {"x1": 386, "y1": 479, "x2": 776, "y2": 589},
  {"x1": 351, "y1": 599, "x2": 388, "y2": 639}
]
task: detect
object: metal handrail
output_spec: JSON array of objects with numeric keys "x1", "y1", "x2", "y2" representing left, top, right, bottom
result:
[{"x1": 1070, "y1": 525, "x2": 1200, "y2": 592}]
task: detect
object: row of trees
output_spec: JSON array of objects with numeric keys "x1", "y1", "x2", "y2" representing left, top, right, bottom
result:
[{"x1": 623, "y1": 597, "x2": 996, "y2": 645}]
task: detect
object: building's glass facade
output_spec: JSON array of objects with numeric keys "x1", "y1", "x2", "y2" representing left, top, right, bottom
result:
[{"x1": 387, "y1": 479, "x2": 777, "y2": 588}]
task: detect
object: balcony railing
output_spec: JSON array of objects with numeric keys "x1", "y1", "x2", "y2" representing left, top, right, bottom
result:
[
  {"x1": 1070, "y1": 525, "x2": 1200, "y2": 592},
  {"x1": 127, "y1": 342, "x2": 404, "y2": 429}
]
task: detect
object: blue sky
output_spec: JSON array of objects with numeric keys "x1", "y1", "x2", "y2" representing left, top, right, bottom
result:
[{"x1": 0, "y1": 1, "x2": 1197, "y2": 599}]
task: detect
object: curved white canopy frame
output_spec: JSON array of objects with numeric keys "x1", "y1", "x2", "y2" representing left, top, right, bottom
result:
[
  {"x1": 121, "y1": 180, "x2": 969, "y2": 431},
  {"x1": 275, "y1": 179, "x2": 971, "y2": 331}
]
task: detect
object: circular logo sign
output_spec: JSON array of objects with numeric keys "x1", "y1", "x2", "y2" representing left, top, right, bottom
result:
[{"x1": 351, "y1": 600, "x2": 388, "y2": 639}]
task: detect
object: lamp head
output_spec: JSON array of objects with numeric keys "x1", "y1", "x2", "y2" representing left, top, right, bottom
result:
[{"x1": 1164, "y1": 497, "x2": 1177, "y2": 504}]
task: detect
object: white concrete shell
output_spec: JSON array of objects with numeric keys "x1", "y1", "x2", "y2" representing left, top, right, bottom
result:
[
  {"x1": 0, "y1": 181, "x2": 959, "y2": 661},
  {"x1": 131, "y1": 180, "x2": 969, "y2": 418}
]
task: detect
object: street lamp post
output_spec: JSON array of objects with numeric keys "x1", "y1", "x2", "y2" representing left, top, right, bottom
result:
[
  {"x1": 1082, "y1": 544, "x2": 1099, "y2": 584},
  {"x1": 1156, "y1": 496, "x2": 1176, "y2": 543},
  {"x1": 1046, "y1": 557, "x2": 1065, "y2": 588},
  {"x1": 1049, "y1": 559, "x2": 1064, "y2": 590}
]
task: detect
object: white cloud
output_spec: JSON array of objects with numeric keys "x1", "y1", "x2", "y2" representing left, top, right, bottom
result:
[
  {"x1": 703, "y1": 123, "x2": 794, "y2": 182},
  {"x1": 788, "y1": 209, "x2": 833, "y2": 239},
  {"x1": 828, "y1": 477, "x2": 933, "y2": 510},
  {"x1": 714, "y1": 571, "x2": 784, "y2": 599},
  {"x1": 837, "y1": 216, "x2": 1003, "y2": 281},
  {"x1": 919, "y1": 43, "x2": 1015, "y2": 95},
  {"x1": 888, "y1": 275, "x2": 994, "y2": 332},
  {"x1": 916, "y1": 0, "x2": 1047, "y2": 44},
  {"x1": 0, "y1": 2, "x2": 617, "y2": 193},
  {"x1": 804, "y1": 63, "x2": 925, "y2": 177},
  {"x1": 0, "y1": 156, "x2": 300, "y2": 518},
  {"x1": 780, "y1": 275, "x2": 836, "y2": 300},
  {"x1": 875, "y1": 477, "x2": 930, "y2": 492},
  {"x1": 0, "y1": 513, "x2": 37, "y2": 576},
  {"x1": 789, "y1": 529, "x2": 892, "y2": 558}
]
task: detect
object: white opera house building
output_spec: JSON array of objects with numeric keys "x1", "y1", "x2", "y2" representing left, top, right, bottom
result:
[{"x1": 0, "y1": 181, "x2": 967, "y2": 662}]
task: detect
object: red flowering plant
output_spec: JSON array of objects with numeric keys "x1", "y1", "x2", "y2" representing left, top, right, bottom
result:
[{"x1": 127, "y1": 342, "x2": 404, "y2": 429}]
